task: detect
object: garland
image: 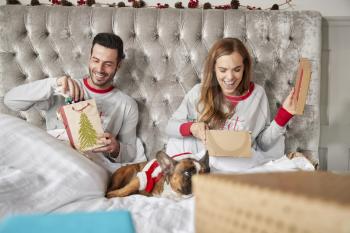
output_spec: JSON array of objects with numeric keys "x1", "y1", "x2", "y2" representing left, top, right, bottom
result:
[{"x1": 7, "y1": 0, "x2": 293, "y2": 11}]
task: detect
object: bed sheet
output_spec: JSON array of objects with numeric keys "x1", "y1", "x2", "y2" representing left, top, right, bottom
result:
[{"x1": 0, "y1": 114, "x2": 313, "y2": 233}]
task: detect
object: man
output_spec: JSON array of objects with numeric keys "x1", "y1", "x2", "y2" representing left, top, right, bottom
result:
[{"x1": 5, "y1": 33, "x2": 138, "y2": 169}]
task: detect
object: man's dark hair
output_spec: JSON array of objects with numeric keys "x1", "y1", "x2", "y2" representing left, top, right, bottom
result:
[{"x1": 91, "y1": 33, "x2": 125, "y2": 61}]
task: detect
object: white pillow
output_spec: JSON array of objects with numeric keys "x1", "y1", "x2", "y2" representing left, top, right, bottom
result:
[{"x1": 0, "y1": 114, "x2": 108, "y2": 219}]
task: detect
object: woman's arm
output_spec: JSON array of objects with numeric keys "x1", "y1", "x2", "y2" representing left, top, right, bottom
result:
[
  {"x1": 165, "y1": 84, "x2": 201, "y2": 138},
  {"x1": 256, "y1": 89, "x2": 295, "y2": 152}
]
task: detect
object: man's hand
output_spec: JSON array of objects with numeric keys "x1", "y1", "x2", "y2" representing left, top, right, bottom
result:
[
  {"x1": 93, "y1": 132, "x2": 120, "y2": 158},
  {"x1": 56, "y1": 76, "x2": 84, "y2": 102},
  {"x1": 190, "y1": 122, "x2": 208, "y2": 144},
  {"x1": 282, "y1": 88, "x2": 297, "y2": 115}
]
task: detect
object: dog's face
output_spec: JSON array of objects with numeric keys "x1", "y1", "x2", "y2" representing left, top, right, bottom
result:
[{"x1": 156, "y1": 151, "x2": 210, "y2": 195}]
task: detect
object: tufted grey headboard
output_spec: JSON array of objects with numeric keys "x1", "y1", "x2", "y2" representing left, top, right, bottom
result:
[{"x1": 0, "y1": 6, "x2": 321, "y2": 162}]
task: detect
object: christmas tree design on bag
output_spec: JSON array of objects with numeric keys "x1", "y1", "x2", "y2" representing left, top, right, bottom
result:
[
  {"x1": 79, "y1": 112, "x2": 98, "y2": 151},
  {"x1": 60, "y1": 99, "x2": 104, "y2": 152}
]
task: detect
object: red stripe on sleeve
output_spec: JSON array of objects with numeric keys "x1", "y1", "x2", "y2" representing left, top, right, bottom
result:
[
  {"x1": 179, "y1": 122, "x2": 194, "y2": 136},
  {"x1": 274, "y1": 107, "x2": 293, "y2": 127}
]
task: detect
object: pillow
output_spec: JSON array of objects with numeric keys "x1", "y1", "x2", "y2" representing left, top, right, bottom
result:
[{"x1": 0, "y1": 114, "x2": 108, "y2": 219}]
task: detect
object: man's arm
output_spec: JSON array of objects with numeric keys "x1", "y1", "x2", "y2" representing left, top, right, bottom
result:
[
  {"x1": 4, "y1": 78, "x2": 58, "y2": 111},
  {"x1": 4, "y1": 76, "x2": 84, "y2": 112}
]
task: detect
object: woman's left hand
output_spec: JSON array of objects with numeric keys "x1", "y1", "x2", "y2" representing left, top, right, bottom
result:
[{"x1": 282, "y1": 88, "x2": 297, "y2": 115}]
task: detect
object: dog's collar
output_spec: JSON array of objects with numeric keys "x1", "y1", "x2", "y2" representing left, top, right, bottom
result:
[{"x1": 144, "y1": 160, "x2": 163, "y2": 193}]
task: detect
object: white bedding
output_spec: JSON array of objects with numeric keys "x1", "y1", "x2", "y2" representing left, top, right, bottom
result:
[{"x1": 0, "y1": 114, "x2": 313, "y2": 233}]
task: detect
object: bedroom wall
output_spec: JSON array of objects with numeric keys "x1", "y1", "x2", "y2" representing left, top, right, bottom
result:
[
  {"x1": 1, "y1": 0, "x2": 350, "y2": 171},
  {"x1": 320, "y1": 17, "x2": 350, "y2": 172}
]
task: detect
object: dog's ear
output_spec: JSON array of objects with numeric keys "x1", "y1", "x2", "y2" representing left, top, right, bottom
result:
[
  {"x1": 156, "y1": 151, "x2": 177, "y2": 178},
  {"x1": 199, "y1": 150, "x2": 210, "y2": 173}
]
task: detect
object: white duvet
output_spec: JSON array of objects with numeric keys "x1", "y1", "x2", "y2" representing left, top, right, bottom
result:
[{"x1": 0, "y1": 114, "x2": 313, "y2": 233}]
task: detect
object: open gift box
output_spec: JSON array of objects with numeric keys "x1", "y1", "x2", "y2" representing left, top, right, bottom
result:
[{"x1": 206, "y1": 130, "x2": 252, "y2": 157}]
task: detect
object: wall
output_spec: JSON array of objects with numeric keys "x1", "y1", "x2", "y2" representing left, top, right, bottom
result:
[
  {"x1": 1, "y1": 0, "x2": 350, "y2": 171},
  {"x1": 320, "y1": 17, "x2": 350, "y2": 171}
]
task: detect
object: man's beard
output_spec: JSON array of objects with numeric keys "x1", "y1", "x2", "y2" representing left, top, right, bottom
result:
[{"x1": 89, "y1": 69, "x2": 116, "y2": 88}]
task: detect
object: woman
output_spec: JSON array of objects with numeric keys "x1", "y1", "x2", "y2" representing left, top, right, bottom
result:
[{"x1": 165, "y1": 38, "x2": 297, "y2": 172}]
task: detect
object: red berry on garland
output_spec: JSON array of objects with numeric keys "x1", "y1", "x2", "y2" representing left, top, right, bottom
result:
[
  {"x1": 77, "y1": 0, "x2": 85, "y2": 5},
  {"x1": 230, "y1": 0, "x2": 239, "y2": 9},
  {"x1": 271, "y1": 4, "x2": 279, "y2": 10},
  {"x1": 51, "y1": 0, "x2": 60, "y2": 5},
  {"x1": 203, "y1": 2, "x2": 211, "y2": 9},
  {"x1": 188, "y1": 0, "x2": 198, "y2": 8}
]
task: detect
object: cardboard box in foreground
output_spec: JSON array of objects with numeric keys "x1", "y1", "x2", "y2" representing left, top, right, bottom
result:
[{"x1": 193, "y1": 171, "x2": 350, "y2": 233}]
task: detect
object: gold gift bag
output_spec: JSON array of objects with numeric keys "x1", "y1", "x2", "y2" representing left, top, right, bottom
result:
[
  {"x1": 59, "y1": 99, "x2": 104, "y2": 152},
  {"x1": 206, "y1": 130, "x2": 252, "y2": 157},
  {"x1": 294, "y1": 58, "x2": 312, "y2": 115}
]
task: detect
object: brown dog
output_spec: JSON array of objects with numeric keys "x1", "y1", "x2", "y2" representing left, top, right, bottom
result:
[{"x1": 106, "y1": 151, "x2": 210, "y2": 199}]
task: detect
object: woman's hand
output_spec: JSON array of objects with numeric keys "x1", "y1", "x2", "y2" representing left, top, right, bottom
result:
[
  {"x1": 282, "y1": 88, "x2": 297, "y2": 115},
  {"x1": 190, "y1": 122, "x2": 208, "y2": 143}
]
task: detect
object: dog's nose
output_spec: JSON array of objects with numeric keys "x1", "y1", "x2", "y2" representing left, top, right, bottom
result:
[{"x1": 181, "y1": 184, "x2": 192, "y2": 195}]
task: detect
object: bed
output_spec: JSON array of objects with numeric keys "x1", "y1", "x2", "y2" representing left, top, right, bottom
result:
[{"x1": 0, "y1": 5, "x2": 322, "y2": 233}]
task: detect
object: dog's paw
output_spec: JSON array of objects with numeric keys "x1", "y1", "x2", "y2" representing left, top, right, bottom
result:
[
  {"x1": 106, "y1": 189, "x2": 127, "y2": 198},
  {"x1": 106, "y1": 191, "x2": 118, "y2": 198}
]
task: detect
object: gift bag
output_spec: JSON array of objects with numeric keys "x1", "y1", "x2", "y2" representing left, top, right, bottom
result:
[
  {"x1": 294, "y1": 58, "x2": 312, "y2": 115},
  {"x1": 59, "y1": 99, "x2": 104, "y2": 152},
  {"x1": 206, "y1": 130, "x2": 252, "y2": 157}
]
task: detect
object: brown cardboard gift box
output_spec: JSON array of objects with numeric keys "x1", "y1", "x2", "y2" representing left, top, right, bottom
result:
[
  {"x1": 193, "y1": 171, "x2": 350, "y2": 233},
  {"x1": 294, "y1": 58, "x2": 312, "y2": 115},
  {"x1": 206, "y1": 130, "x2": 252, "y2": 158}
]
